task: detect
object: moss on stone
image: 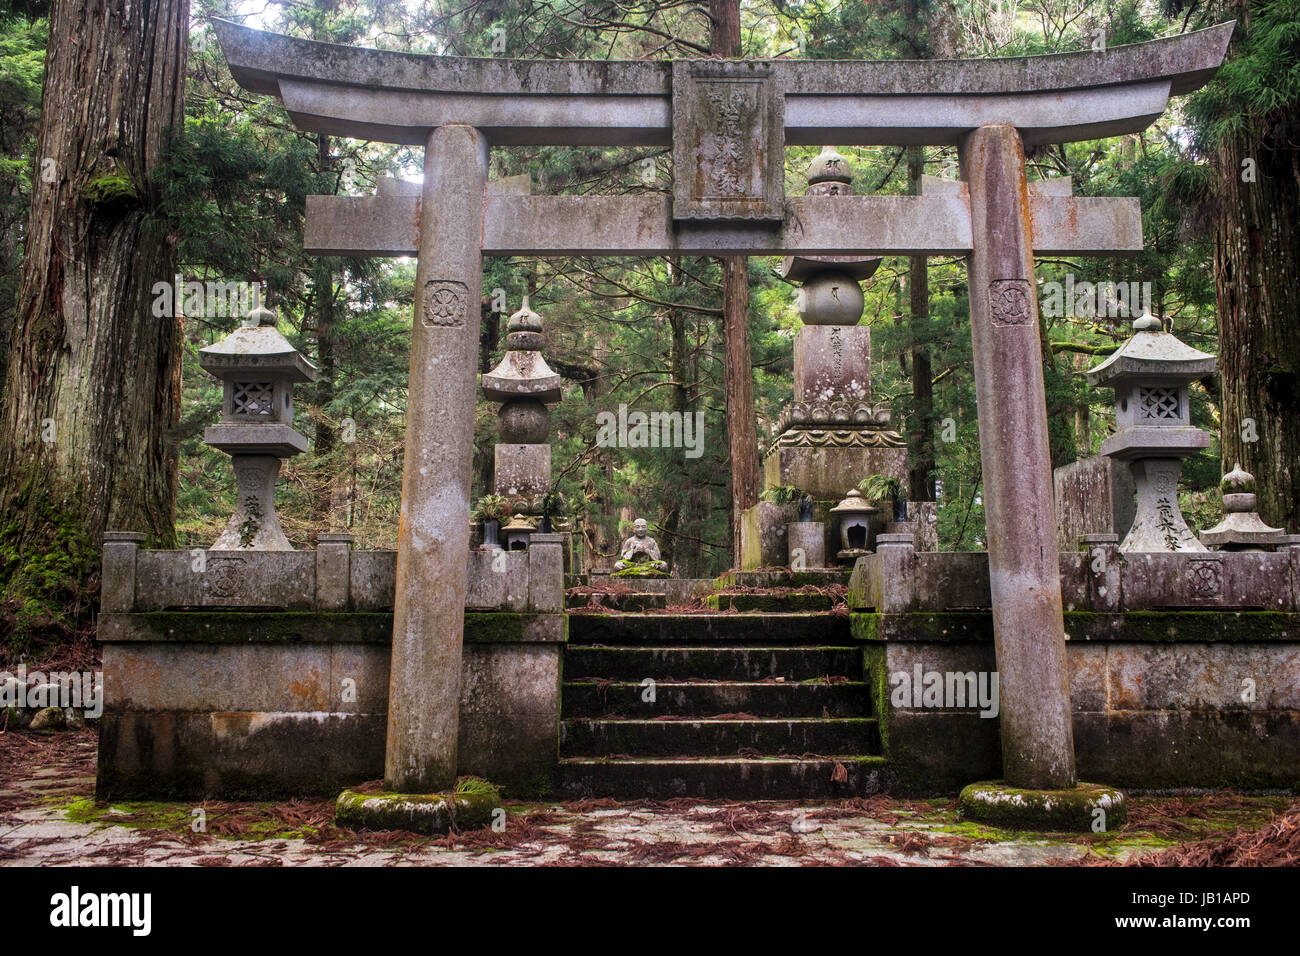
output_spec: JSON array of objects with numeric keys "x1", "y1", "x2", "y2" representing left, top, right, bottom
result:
[
  {"x1": 958, "y1": 780, "x2": 1128, "y2": 832},
  {"x1": 336, "y1": 786, "x2": 501, "y2": 835},
  {"x1": 851, "y1": 610, "x2": 1300, "y2": 645}
]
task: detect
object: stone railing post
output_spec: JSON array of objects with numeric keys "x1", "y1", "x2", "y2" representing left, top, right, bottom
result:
[
  {"x1": 961, "y1": 124, "x2": 1077, "y2": 790},
  {"x1": 526, "y1": 533, "x2": 565, "y2": 613},
  {"x1": 874, "y1": 533, "x2": 917, "y2": 614},
  {"x1": 1080, "y1": 532, "x2": 1122, "y2": 613},
  {"x1": 315, "y1": 533, "x2": 353, "y2": 610},
  {"x1": 386, "y1": 123, "x2": 487, "y2": 792},
  {"x1": 101, "y1": 532, "x2": 146, "y2": 613}
]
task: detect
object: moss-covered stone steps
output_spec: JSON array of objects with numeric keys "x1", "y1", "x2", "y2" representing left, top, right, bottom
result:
[
  {"x1": 558, "y1": 755, "x2": 887, "y2": 800},
  {"x1": 562, "y1": 679, "x2": 871, "y2": 718},
  {"x1": 705, "y1": 592, "x2": 833, "y2": 612},
  {"x1": 562, "y1": 717, "x2": 880, "y2": 757},
  {"x1": 712, "y1": 569, "x2": 850, "y2": 589},
  {"x1": 564, "y1": 592, "x2": 668, "y2": 612},
  {"x1": 564, "y1": 645, "x2": 861, "y2": 682},
  {"x1": 568, "y1": 613, "x2": 850, "y2": 645},
  {"x1": 559, "y1": 611, "x2": 878, "y2": 797}
]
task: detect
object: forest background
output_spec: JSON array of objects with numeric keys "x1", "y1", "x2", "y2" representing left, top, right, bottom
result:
[{"x1": 1, "y1": 0, "x2": 1296, "y2": 652}]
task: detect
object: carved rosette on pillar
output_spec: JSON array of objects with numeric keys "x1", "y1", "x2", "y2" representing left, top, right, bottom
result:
[
  {"x1": 482, "y1": 296, "x2": 562, "y2": 548},
  {"x1": 198, "y1": 307, "x2": 318, "y2": 550},
  {"x1": 1086, "y1": 312, "x2": 1217, "y2": 553}
]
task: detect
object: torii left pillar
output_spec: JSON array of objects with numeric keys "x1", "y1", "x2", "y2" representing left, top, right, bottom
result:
[{"x1": 385, "y1": 124, "x2": 487, "y2": 791}]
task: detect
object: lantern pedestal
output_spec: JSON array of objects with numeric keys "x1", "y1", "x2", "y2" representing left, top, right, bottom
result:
[
  {"x1": 212, "y1": 454, "x2": 293, "y2": 551},
  {"x1": 1120, "y1": 458, "x2": 1205, "y2": 553}
]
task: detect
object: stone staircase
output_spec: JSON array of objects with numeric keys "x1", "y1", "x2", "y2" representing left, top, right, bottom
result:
[{"x1": 558, "y1": 611, "x2": 885, "y2": 799}]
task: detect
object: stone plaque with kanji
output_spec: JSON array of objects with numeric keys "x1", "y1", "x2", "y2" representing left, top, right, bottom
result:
[{"x1": 672, "y1": 61, "x2": 784, "y2": 223}]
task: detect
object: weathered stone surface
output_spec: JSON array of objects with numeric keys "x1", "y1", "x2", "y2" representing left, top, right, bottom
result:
[
  {"x1": 210, "y1": 455, "x2": 294, "y2": 551},
  {"x1": 314, "y1": 534, "x2": 351, "y2": 610},
  {"x1": 763, "y1": 444, "x2": 907, "y2": 502},
  {"x1": 386, "y1": 124, "x2": 487, "y2": 792},
  {"x1": 786, "y1": 522, "x2": 826, "y2": 568},
  {"x1": 308, "y1": 192, "x2": 1143, "y2": 258},
  {"x1": 133, "y1": 550, "x2": 317, "y2": 610},
  {"x1": 671, "y1": 61, "x2": 784, "y2": 222},
  {"x1": 958, "y1": 781, "x2": 1126, "y2": 831},
  {"x1": 101, "y1": 532, "x2": 145, "y2": 613},
  {"x1": 493, "y1": 443, "x2": 551, "y2": 499},
  {"x1": 1053, "y1": 455, "x2": 1137, "y2": 552},
  {"x1": 962, "y1": 123, "x2": 1075, "y2": 790},
  {"x1": 794, "y1": 325, "x2": 871, "y2": 402},
  {"x1": 739, "y1": 501, "x2": 796, "y2": 570},
  {"x1": 335, "y1": 787, "x2": 501, "y2": 835},
  {"x1": 216, "y1": 18, "x2": 1233, "y2": 147},
  {"x1": 96, "y1": 610, "x2": 566, "y2": 798}
]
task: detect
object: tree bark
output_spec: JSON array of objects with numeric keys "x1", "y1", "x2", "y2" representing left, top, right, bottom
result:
[
  {"x1": 710, "y1": 0, "x2": 760, "y2": 565},
  {"x1": 1214, "y1": 1, "x2": 1300, "y2": 530},
  {"x1": 0, "y1": 0, "x2": 189, "y2": 637},
  {"x1": 906, "y1": 147, "x2": 937, "y2": 502}
]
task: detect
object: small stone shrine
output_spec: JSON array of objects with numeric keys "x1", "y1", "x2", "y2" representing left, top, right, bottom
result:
[
  {"x1": 198, "y1": 306, "x2": 317, "y2": 550},
  {"x1": 1086, "y1": 311, "x2": 1216, "y2": 553}
]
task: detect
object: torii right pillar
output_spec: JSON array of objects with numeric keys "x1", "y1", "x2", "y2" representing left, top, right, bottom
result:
[{"x1": 961, "y1": 125, "x2": 1077, "y2": 791}]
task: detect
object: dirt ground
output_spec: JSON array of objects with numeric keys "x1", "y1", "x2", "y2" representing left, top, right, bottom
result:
[{"x1": 1, "y1": 729, "x2": 1295, "y2": 867}]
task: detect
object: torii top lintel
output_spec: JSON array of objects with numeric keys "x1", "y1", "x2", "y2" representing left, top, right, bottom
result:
[{"x1": 214, "y1": 19, "x2": 1233, "y2": 148}]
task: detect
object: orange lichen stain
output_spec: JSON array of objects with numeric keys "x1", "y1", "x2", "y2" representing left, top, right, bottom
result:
[{"x1": 289, "y1": 669, "x2": 328, "y2": 710}]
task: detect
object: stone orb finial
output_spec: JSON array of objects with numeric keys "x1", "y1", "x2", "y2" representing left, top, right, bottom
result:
[
  {"x1": 499, "y1": 397, "x2": 550, "y2": 444},
  {"x1": 798, "y1": 271, "x2": 864, "y2": 326},
  {"x1": 806, "y1": 145, "x2": 854, "y2": 186},
  {"x1": 1220, "y1": 462, "x2": 1257, "y2": 512},
  {"x1": 508, "y1": 295, "x2": 544, "y2": 334}
]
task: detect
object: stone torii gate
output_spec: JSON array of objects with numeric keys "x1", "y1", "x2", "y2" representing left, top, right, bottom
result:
[{"x1": 214, "y1": 19, "x2": 1232, "y2": 797}]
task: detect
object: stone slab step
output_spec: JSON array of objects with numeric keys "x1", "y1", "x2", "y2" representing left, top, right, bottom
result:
[
  {"x1": 568, "y1": 613, "x2": 850, "y2": 645},
  {"x1": 562, "y1": 680, "x2": 870, "y2": 718},
  {"x1": 561, "y1": 717, "x2": 880, "y2": 757},
  {"x1": 713, "y1": 569, "x2": 851, "y2": 589},
  {"x1": 705, "y1": 592, "x2": 834, "y2": 612},
  {"x1": 565, "y1": 592, "x2": 668, "y2": 612},
  {"x1": 558, "y1": 755, "x2": 887, "y2": 800},
  {"x1": 564, "y1": 645, "x2": 861, "y2": 682}
]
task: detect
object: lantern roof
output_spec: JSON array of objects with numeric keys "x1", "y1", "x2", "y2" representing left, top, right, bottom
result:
[
  {"x1": 198, "y1": 307, "x2": 319, "y2": 383},
  {"x1": 482, "y1": 297, "x2": 562, "y2": 404},
  {"x1": 829, "y1": 488, "x2": 878, "y2": 516},
  {"x1": 1086, "y1": 312, "x2": 1216, "y2": 387}
]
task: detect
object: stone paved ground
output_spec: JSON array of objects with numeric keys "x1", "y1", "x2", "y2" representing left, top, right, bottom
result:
[{"x1": 1, "y1": 730, "x2": 1292, "y2": 867}]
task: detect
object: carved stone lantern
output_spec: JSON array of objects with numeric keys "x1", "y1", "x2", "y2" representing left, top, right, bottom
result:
[
  {"x1": 502, "y1": 513, "x2": 538, "y2": 552},
  {"x1": 829, "y1": 489, "x2": 877, "y2": 563},
  {"x1": 1200, "y1": 464, "x2": 1286, "y2": 552},
  {"x1": 199, "y1": 306, "x2": 317, "y2": 550},
  {"x1": 1086, "y1": 312, "x2": 1216, "y2": 552}
]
